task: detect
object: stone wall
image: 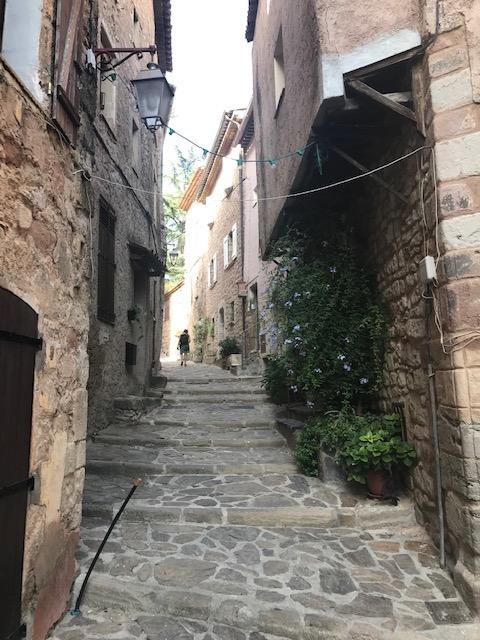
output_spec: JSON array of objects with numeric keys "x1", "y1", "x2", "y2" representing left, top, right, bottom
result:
[
  {"x1": 0, "y1": 56, "x2": 90, "y2": 640},
  {"x1": 203, "y1": 171, "x2": 244, "y2": 360},
  {"x1": 87, "y1": 0, "x2": 164, "y2": 433},
  {"x1": 425, "y1": 15, "x2": 480, "y2": 610}
]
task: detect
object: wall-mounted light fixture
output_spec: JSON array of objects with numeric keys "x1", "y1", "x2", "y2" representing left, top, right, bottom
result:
[
  {"x1": 87, "y1": 46, "x2": 175, "y2": 132},
  {"x1": 168, "y1": 247, "x2": 179, "y2": 266},
  {"x1": 132, "y1": 63, "x2": 175, "y2": 131}
]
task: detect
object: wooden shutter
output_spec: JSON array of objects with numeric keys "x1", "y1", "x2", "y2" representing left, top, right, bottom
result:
[
  {"x1": 213, "y1": 253, "x2": 218, "y2": 283},
  {"x1": 207, "y1": 261, "x2": 211, "y2": 288},
  {"x1": 232, "y1": 223, "x2": 238, "y2": 258},
  {"x1": 97, "y1": 203, "x2": 115, "y2": 323},
  {"x1": 52, "y1": 0, "x2": 84, "y2": 144},
  {"x1": 223, "y1": 236, "x2": 229, "y2": 268}
]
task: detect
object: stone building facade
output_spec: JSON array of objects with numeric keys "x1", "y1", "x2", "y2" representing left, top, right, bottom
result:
[
  {"x1": 86, "y1": 0, "x2": 171, "y2": 434},
  {"x1": 246, "y1": 0, "x2": 480, "y2": 611},
  {"x1": 0, "y1": 1, "x2": 171, "y2": 638},
  {"x1": 183, "y1": 112, "x2": 246, "y2": 362}
]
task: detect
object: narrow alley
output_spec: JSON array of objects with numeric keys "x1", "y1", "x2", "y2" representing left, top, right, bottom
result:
[{"x1": 49, "y1": 363, "x2": 476, "y2": 640}]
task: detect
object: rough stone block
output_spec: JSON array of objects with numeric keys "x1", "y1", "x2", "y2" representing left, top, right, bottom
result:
[
  {"x1": 436, "y1": 131, "x2": 480, "y2": 181},
  {"x1": 429, "y1": 44, "x2": 469, "y2": 79},
  {"x1": 430, "y1": 68, "x2": 472, "y2": 114},
  {"x1": 468, "y1": 368, "x2": 480, "y2": 406},
  {"x1": 438, "y1": 280, "x2": 480, "y2": 332},
  {"x1": 434, "y1": 104, "x2": 480, "y2": 141},
  {"x1": 439, "y1": 212, "x2": 480, "y2": 250},
  {"x1": 439, "y1": 177, "x2": 480, "y2": 216}
]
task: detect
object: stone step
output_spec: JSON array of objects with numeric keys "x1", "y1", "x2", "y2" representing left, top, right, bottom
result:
[
  {"x1": 151, "y1": 417, "x2": 277, "y2": 428},
  {"x1": 113, "y1": 396, "x2": 162, "y2": 410},
  {"x1": 163, "y1": 386, "x2": 266, "y2": 396},
  {"x1": 87, "y1": 459, "x2": 298, "y2": 476},
  {"x1": 75, "y1": 519, "x2": 469, "y2": 639},
  {"x1": 93, "y1": 431, "x2": 286, "y2": 449},
  {"x1": 162, "y1": 394, "x2": 270, "y2": 405}
]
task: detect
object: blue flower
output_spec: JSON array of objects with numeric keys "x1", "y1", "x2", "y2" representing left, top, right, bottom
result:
[
  {"x1": 306, "y1": 400, "x2": 315, "y2": 408},
  {"x1": 314, "y1": 368, "x2": 322, "y2": 374},
  {"x1": 344, "y1": 337, "x2": 350, "y2": 343},
  {"x1": 292, "y1": 324, "x2": 301, "y2": 332},
  {"x1": 294, "y1": 336, "x2": 302, "y2": 342},
  {"x1": 293, "y1": 292, "x2": 301, "y2": 299},
  {"x1": 287, "y1": 369, "x2": 294, "y2": 376},
  {"x1": 359, "y1": 377, "x2": 368, "y2": 385},
  {"x1": 329, "y1": 266, "x2": 337, "y2": 273},
  {"x1": 337, "y1": 354, "x2": 346, "y2": 361},
  {"x1": 284, "y1": 338, "x2": 293, "y2": 345},
  {"x1": 299, "y1": 351, "x2": 307, "y2": 357},
  {"x1": 343, "y1": 364, "x2": 352, "y2": 372},
  {"x1": 284, "y1": 301, "x2": 293, "y2": 308},
  {"x1": 268, "y1": 303, "x2": 274, "y2": 309},
  {"x1": 290, "y1": 385, "x2": 298, "y2": 393}
]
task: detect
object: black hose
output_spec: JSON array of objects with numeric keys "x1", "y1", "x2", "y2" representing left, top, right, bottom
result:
[{"x1": 71, "y1": 477, "x2": 143, "y2": 615}]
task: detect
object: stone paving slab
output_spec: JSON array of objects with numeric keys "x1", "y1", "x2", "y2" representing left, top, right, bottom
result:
[
  {"x1": 73, "y1": 519, "x2": 475, "y2": 638},
  {"x1": 49, "y1": 361, "x2": 479, "y2": 640}
]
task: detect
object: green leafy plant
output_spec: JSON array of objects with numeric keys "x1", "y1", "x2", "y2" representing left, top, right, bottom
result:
[
  {"x1": 219, "y1": 337, "x2": 240, "y2": 359},
  {"x1": 127, "y1": 304, "x2": 142, "y2": 322},
  {"x1": 339, "y1": 419, "x2": 416, "y2": 484},
  {"x1": 262, "y1": 355, "x2": 289, "y2": 404},
  {"x1": 263, "y1": 227, "x2": 387, "y2": 409},
  {"x1": 294, "y1": 410, "x2": 416, "y2": 482},
  {"x1": 193, "y1": 318, "x2": 210, "y2": 359}
]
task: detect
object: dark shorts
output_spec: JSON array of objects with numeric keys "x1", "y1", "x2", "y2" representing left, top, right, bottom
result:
[{"x1": 180, "y1": 345, "x2": 190, "y2": 354}]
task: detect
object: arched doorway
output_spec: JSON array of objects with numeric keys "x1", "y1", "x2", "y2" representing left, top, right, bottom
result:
[{"x1": 0, "y1": 288, "x2": 40, "y2": 640}]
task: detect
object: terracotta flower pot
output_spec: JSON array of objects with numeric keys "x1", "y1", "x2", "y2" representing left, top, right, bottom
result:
[{"x1": 366, "y1": 469, "x2": 389, "y2": 498}]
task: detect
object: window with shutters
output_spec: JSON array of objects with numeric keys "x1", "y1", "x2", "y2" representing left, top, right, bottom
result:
[
  {"x1": 273, "y1": 27, "x2": 286, "y2": 116},
  {"x1": 208, "y1": 254, "x2": 217, "y2": 289},
  {"x1": 99, "y1": 27, "x2": 117, "y2": 133},
  {"x1": 51, "y1": 0, "x2": 84, "y2": 144},
  {"x1": 1, "y1": 0, "x2": 43, "y2": 101},
  {"x1": 97, "y1": 201, "x2": 116, "y2": 324},
  {"x1": 223, "y1": 223, "x2": 238, "y2": 269}
]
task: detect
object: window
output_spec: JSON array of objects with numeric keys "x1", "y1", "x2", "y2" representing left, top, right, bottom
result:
[
  {"x1": 97, "y1": 201, "x2": 116, "y2": 323},
  {"x1": 208, "y1": 254, "x2": 217, "y2": 288},
  {"x1": 219, "y1": 307, "x2": 225, "y2": 340},
  {"x1": 223, "y1": 223, "x2": 238, "y2": 268},
  {"x1": 133, "y1": 6, "x2": 139, "y2": 23},
  {"x1": 1, "y1": 0, "x2": 43, "y2": 101},
  {"x1": 211, "y1": 317, "x2": 215, "y2": 338},
  {"x1": 100, "y1": 28, "x2": 117, "y2": 131},
  {"x1": 273, "y1": 28, "x2": 285, "y2": 114},
  {"x1": 230, "y1": 301, "x2": 235, "y2": 323},
  {"x1": 132, "y1": 119, "x2": 140, "y2": 170}
]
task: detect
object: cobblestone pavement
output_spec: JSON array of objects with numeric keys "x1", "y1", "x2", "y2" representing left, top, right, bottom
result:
[{"x1": 49, "y1": 362, "x2": 479, "y2": 640}]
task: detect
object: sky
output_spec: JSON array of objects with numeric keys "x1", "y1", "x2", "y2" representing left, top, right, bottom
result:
[{"x1": 164, "y1": 0, "x2": 253, "y2": 174}]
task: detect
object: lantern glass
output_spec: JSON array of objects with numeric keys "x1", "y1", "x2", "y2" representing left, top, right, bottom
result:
[{"x1": 132, "y1": 63, "x2": 174, "y2": 131}]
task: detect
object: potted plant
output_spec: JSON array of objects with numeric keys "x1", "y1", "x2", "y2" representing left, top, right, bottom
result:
[
  {"x1": 219, "y1": 337, "x2": 241, "y2": 368},
  {"x1": 337, "y1": 416, "x2": 416, "y2": 497},
  {"x1": 127, "y1": 304, "x2": 142, "y2": 322}
]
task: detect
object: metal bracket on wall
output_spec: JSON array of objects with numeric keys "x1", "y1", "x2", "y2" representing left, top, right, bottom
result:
[{"x1": 89, "y1": 46, "x2": 157, "y2": 72}]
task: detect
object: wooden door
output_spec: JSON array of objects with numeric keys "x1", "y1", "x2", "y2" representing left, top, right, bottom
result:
[{"x1": 0, "y1": 288, "x2": 40, "y2": 640}]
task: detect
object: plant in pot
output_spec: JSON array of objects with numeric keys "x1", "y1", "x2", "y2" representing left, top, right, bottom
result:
[
  {"x1": 219, "y1": 337, "x2": 241, "y2": 367},
  {"x1": 127, "y1": 304, "x2": 142, "y2": 323},
  {"x1": 337, "y1": 415, "x2": 416, "y2": 498}
]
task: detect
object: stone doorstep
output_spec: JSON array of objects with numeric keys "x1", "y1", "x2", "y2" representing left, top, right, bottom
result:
[
  {"x1": 86, "y1": 459, "x2": 299, "y2": 476},
  {"x1": 82, "y1": 504, "x2": 338, "y2": 527},
  {"x1": 93, "y1": 433, "x2": 286, "y2": 449}
]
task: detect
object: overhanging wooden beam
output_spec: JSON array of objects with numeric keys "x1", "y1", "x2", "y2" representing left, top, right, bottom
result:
[
  {"x1": 347, "y1": 79, "x2": 417, "y2": 123},
  {"x1": 327, "y1": 143, "x2": 409, "y2": 204}
]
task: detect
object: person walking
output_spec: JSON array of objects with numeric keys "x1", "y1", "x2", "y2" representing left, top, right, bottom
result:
[{"x1": 178, "y1": 329, "x2": 190, "y2": 366}]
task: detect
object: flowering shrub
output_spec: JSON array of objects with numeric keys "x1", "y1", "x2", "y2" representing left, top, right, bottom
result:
[{"x1": 264, "y1": 228, "x2": 386, "y2": 409}]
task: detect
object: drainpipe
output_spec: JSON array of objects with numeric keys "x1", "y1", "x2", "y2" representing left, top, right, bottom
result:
[{"x1": 426, "y1": 287, "x2": 446, "y2": 568}]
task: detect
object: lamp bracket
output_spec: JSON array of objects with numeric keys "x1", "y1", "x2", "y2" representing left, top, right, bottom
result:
[{"x1": 91, "y1": 46, "x2": 157, "y2": 72}]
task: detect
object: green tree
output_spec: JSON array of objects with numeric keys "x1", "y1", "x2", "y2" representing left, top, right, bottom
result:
[{"x1": 163, "y1": 146, "x2": 199, "y2": 289}]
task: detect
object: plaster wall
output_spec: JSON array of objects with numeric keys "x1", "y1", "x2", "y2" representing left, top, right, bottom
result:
[{"x1": 251, "y1": 0, "x2": 422, "y2": 250}]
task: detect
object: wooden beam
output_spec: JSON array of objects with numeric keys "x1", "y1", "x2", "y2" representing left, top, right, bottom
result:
[
  {"x1": 383, "y1": 91, "x2": 412, "y2": 104},
  {"x1": 347, "y1": 79, "x2": 417, "y2": 123},
  {"x1": 344, "y1": 44, "x2": 424, "y2": 81},
  {"x1": 328, "y1": 143, "x2": 409, "y2": 205}
]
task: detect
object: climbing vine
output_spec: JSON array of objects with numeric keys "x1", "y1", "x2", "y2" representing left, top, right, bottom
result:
[{"x1": 263, "y1": 228, "x2": 386, "y2": 410}]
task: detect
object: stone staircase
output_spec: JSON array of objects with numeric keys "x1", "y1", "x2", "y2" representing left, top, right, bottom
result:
[{"x1": 49, "y1": 362, "x2": 478, "y2": 640}]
